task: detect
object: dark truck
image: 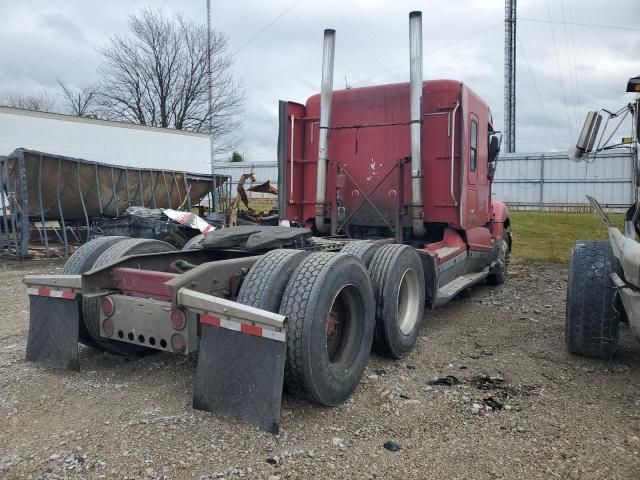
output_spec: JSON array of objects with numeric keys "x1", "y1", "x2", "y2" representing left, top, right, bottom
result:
[{"x1": 566, "y1": 75, "x2": 640, "y2": 358}]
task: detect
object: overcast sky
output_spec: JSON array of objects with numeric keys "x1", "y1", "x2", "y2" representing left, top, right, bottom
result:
[{"x1": 1, "y1": 0, "x2": 639, "y2": 161}]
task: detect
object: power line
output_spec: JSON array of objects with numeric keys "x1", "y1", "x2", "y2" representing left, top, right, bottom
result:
[
  {"x1": 24, "y1": 0, "x2": 91, "y2": 79},
  {"x1": 350, "y1": 2, "x2": 395, "y2": 64},
  {"x1": 545, "y1": 0, "x2": 574, "y2": 137},
  {"x1": 57, "y1": 0, "x2": 144, "y2": 79},
  {"x1": 327, "y1": 0, "x2": 387, "y2": 72},
  {"x1": 516, "y1": 33, "x2": 560, "y2": 150},
  {"x1": 519, "y1": 17, "x2": 640, "y2": 32},
  {"x1": 287, "y1": 8, "x2": 358, "y2": 82},
  {"x1": 567, "y1": 0, "x2": 581, "y2": 119},
  {"x1": 560, "y1": 0, "x2": 579, "y2": 132},
  {"x1": 232, "y1": 0, "x2": 303, "y2": 56},
  {"x1": 352, "y1": 21, "x2": 503, "y2": 87},
  {"x1": 16, "y1": 0, "x2": 71, "y2": 79}
]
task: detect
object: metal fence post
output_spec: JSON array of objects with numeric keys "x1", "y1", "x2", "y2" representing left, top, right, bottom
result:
[
  {"x1": 539, "y1": 154, "x2": 545, "y2": 210},
  {"x1": 18, "y1": 152, "x2": 29, "y2": 258}
]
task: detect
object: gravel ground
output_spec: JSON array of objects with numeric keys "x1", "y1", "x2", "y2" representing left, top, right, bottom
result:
[{"x1": 1, "y1": 258, "x2": 639, "y2": 480}]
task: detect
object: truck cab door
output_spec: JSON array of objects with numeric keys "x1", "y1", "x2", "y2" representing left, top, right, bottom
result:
[{"x1": 464, "y1": 114, "x2": 479, "y2": 226}]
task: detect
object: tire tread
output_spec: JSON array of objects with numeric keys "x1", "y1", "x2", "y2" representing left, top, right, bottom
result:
[{"x1": 566, "y1": 240, "x2": 620, "y2": 359}]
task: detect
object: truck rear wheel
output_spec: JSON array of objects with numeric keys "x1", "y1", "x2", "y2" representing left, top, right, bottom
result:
[
  {"x1": 279, "y1": 252, "x2": 375, "y2": 406},
  {"x1": 83, "y1": 238, "x2": 177, "y2": 356},
  {"x1": 566, "y1": 240, "x2": 620, "y2": 359},
  {"x1": 340, "y1": 241, "x2": 382, "y2": 267},
  {"x1": 63, "y1": 236, "x2": 127, "y2": 348},
  {"x1": 369, "y1": 244, "x2": 426, "y2": 359},
  {"x1": 236, "y1": 249, "x2": 310, "y2": 312},
  {"x1": 487, "y1": 228, "x2": 511, "y2": 286}
]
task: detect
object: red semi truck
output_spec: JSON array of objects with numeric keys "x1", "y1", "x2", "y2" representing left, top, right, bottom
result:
[{"x1": 23, "y1": 12, "x2": 511, "y2": 432}]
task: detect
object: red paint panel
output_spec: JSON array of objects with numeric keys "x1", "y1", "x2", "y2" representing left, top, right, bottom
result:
[
  {"x1": 200, "y1": 314, "x2": 221, "y2": 327},
  {"x1": 491, "y1": 201, "x2": 510, "y2": 223},
  {"x1": 59, "y1": 290, "x2": 76, "y2": 300},
  {"x1": 284, "y1": 102, "x2": 308, "y2": 222},
  {"x1": 423, "y1": 227, "x2": 467, "y2": 265},
  {"x1": 112, "y1": 268, "x2": 177, "y2": 301},
  {"x1": 38, "y1": 288, "x2": 50, "y2": 297},
  {"x1": 465, "y1": 227, "x2": 494, "y2": 252},
  {"x1": 240, "y1": 323, "x2": 263, "y2": 337}
]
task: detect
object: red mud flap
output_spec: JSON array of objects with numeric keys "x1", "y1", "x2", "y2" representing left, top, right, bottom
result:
[
  {"x1": 24, "y1": 285, "x2": 81, "y2": 371},
  {"x1": 178, "y1": 288, "x2": 286, "y2": 434}
]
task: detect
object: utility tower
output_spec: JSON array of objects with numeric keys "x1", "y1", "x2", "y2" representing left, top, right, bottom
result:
[{"x1": 504, "y1": 0, "x2": 517, "y2": 153}]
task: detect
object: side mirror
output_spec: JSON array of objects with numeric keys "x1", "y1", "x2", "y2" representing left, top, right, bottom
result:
[
  {"x1": 574, "y1": 111, "x2": 602, "y2": 157},
  {"x1": 488, "y1": 135, "x2": 500, "y2": 179},
  {"x1": 626, "y1": 75, "x2": 640, "y2": 93}
]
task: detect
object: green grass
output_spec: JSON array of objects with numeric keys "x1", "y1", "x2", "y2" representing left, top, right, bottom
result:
[{"x1": 510, "y1": 211, "x2": 625, "y2": 264}]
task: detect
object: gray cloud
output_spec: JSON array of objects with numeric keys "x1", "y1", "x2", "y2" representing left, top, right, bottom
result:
[{"x1": 0, "y1": 0, "x2": 638, "y2": 159}]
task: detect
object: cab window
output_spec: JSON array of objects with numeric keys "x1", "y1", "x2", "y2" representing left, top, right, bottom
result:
[{"x1": 470, "y1": 119, "x2": 478, "y2": 172}]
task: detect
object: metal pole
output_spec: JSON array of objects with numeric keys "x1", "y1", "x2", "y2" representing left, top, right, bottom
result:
[
  {"x1": 137, "y1": 169, "x2": 144, "y2": 207},
  {"x1": 124, "y1": 167, "x2": 132, "y2": 207},
  {"x1": 207, "y1": 0, "x2": 216, "y2": 211},
  {"x1": 0, "y1": 158, "x2": 9, "y2": 243},
  {"x1": 172, "y1": 172, "x2": 182, "y2": 208},
  {"x1": 8, "y1": 189, "x2": 19, "y2": 259},
  {"x1": 56, "y1": 159, "x2": 69, "y2": 258},
  {"x1": 504, "y1": 0, "x2": 517, "y2": 153},
  {"x1": 183, "y1": 174, "x2": 192, "y2": 211},
  {"x1": 110, "y1": 166, "x2": 120, "y2": 216},
  {"x1": 77, "y1": 162, "x2": 90, "y2": 241},
  {"x1": 95, "y1": 163, "x2": 103, "y2": 214},
  {"x1": 539, "y1": 154, "x2": 545, "y2": 210},
  {"x1": 150, "y1": 171, "x2": 157, "y2": 208},
  {"x1": 37, "y1": 154, "x2": 49, "y2": 256},
  {"x1": 162, "y1": 171, "x2": 172, "y2": 209},
  {"x1": 315, "y1": 28, "x2": 336, "y2": 234},
  {"x1": 409, "y1": 11, "x2": 425, "y2": 237}
]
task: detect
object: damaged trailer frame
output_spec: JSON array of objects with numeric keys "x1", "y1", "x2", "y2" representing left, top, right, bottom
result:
[{"x1": 0, "y1": 149, "x2": 227, "y2": 258}]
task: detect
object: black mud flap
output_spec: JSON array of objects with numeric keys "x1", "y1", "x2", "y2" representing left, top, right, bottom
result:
[
  {"x1": 193, "y1": 323, "x2": 286, "y2": 433},
  {"x1": 25, "y1": 295, "x2": 80, "y2": 371}
]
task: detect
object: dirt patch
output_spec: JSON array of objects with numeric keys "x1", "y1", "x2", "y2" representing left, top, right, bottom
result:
[{"x1": 1, "y1": 259, "x2": 639, "y2": 479}]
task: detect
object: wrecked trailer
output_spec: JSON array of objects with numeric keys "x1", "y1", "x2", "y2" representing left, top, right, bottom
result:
[{"x1": 0, "y1": 149, "x2": 227, "y2": 257}]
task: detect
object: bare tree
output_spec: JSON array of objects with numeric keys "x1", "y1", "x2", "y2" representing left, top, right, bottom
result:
[
  {"x1": 57, "y1": 79, "x2": 98, "y2": 117},
  {"x1": 97, "y1": 8, "x2": 243, "y2": 153},
  {"x1": 1, "y1": 90, "x2": 56, "y2": 112}
]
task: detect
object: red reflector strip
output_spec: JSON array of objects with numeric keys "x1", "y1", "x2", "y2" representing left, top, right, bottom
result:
[
  {"x1": 200, "y1": 314, "x2": 221, "y2": 327},
  {"x1": 198, "y1": 313, "x2": 285, "y2": 342},
  {"x1": 240, "y1": 323, "x2": 263, "y2": 337},
  {"x1": 27, "y1": 287, "x2": 77, "y2": 300}
]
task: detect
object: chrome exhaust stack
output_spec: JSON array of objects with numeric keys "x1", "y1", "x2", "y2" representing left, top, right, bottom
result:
[
  {"x1": 409, "y1": 11, "x2": 426, "y2": 237},
  {"x1": 315, "y1": 29, "x2": 336, "y2": 234}
]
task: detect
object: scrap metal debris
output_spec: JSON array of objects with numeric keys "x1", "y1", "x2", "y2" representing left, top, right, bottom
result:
[
  {"x1": 383, "y1": 441, "x2": 401, "y2": 452},
  {"x1": 429, "y1": 375, "x2": 460, "y2": 386}
]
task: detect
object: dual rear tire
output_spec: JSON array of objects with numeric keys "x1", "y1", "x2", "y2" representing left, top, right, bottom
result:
[
  {"x1": 237, "y1": 243, "x2": 426, "y2": 406},
  {"x1": 238, "y1": 250, "x2": 375, "y2": 405},
  {"x1": 63, "y1": 237, "x2": 177, "y2": 356}
]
